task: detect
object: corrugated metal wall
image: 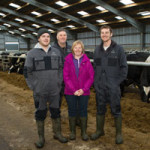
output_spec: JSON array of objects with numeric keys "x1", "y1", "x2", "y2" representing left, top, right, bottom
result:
[
  {"x1": 74, "y1": 25, "x2": 150, "y2": 52},
  {"x1": 0, "y1": 24, "x2": 150, "y2": 52}
]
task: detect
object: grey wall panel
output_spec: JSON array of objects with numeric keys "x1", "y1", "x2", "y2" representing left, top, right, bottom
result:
[
  {"x1": 78, "y1": 32, "x2": 95, "y2": 38},
  {"x1": 0, "y1": 25, "x2": 149, "y2": 52},
  {"x1": 145, "y1": 33, "x2": 150, "y2": 48},
  {"x1": 77, "y1": 25, "x2": 150, "y2": 51},
  {"x1": 0, "y1": 34, "x2": 4, "y2": 38},
  {"x1": 113, "y1": 27, "x2": 139, "y2": 36},
  {"x1": 20, "y1": 43, "x2": 27, "y2": 49},
  {"x1": 5, "y1": 36, "x2": 18, "y2": 42},
  {"x1": 146, "y1": 24, "x2": 150, "y2": 32}
]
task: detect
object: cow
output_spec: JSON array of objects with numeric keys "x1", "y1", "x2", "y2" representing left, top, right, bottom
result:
[
  {"x1": 122, "y1": 51, "x2": 150, "y2": 103},
  {"x1": 8, "y1": 53, "x2": 26, "y2": 74}
]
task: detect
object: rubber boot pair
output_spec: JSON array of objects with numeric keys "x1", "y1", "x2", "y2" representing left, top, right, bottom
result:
[
  {"x1": 52, "y1": 118, "x2": 68, "y2": 143},
  {"x1": 90, "y1": 115, "x2": 123, "y2": 144},
  {"x1": 115, "y1": 116, "x2": 123, "y2": 144},
  {"x1": 35, "y1": 120, "x2": 45, "y2": 148},
  {"x1": 90, "y1": 115, "x2": 105, "y2": 140}
]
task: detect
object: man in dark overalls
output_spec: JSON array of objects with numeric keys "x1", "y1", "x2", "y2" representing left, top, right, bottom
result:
[{"x1": 91, "y1": 25, "x2": 128, "y2": 144}]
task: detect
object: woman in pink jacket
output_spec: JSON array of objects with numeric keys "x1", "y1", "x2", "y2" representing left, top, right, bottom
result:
[{"x1": 63, "y1": 40, "x2": 94, "y2": 141}]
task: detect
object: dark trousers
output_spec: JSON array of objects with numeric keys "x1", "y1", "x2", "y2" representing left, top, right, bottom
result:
[
  {"x1": 33, "y1": 94, "x2": 60, "y2": 120},
  {"x1": 65, "y1": 95, "x2": 89, "y2": 117},
  {"x1": 96, "y1": 87, "x2": 121, "y2": 117}
]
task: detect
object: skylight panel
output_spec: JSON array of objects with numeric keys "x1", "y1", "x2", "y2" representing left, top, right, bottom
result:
[
  {"x1": 115, "y1": 16, "x2": 123, "y2": 20},
  {"x1": 9, "y1": 31, "x2": 14, "y2": 34},
  {"x1": 32, "y1": 24, "x2": 40, "y2": 28},
  {"x1": 15, "y1": 18, "x2": 24, "y2": 23},
  {"x1": 119, "y1": 0, "x2": 134, "y2": 5},
  {"x1": 19, "y1": 28, "x2": 26, "y2": 32},
  {"x1": 33, "y1": 32, "x2": 37, "y2": 35},
  {"x1": 96, "y1": 6, "x2": 106, "y2": 11},
  {"x1": 0, "y1": 12, "x2": 6, "y2": 16},
  {"x1": 3, "y1": 23, "x2": 11, "y2": 27},
  {"x1": 51, "y1": 18, "x2": 60, "y2": 22},
  {"x1": 48, "y1": 29, "x2": 54, "y2": 32},
  {"x1": 31, "y1": 11, "x2": 42, "y2": 16},
  {"x1": 21, "y1": 34, "x2": 26, "y2": 37},
  {"x1": 137, "y1": 11, "x2": 150, "y2": 16},
  {"x1": 9, "y1": 3, "x2": 21, "y2": 9},
  {"x1": 96, "y1": 19, "x2": 106, "y2": 23},
  {"x1": 67, "y1": 25, "x2": 75, "y2": 28},
  {"x1": 77, "y1": 11, "x2": 88, "y2": 16},
  {"x1": 55, "y1": 1, "x2": 68, "y2": 7}
]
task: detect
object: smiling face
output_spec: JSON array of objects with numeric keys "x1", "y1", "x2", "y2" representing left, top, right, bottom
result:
[
  {"x1": 57, "y1": 31, "x2": 67, "y2": 45},
  {"x1": 73, "y1": 44, "x2": 83, "y2": 58},
  {"x1": 38, "y1": 33, "x2": 50, "y2": 47},
  {"x1": 100, "y1": 28, "x2": 112, "y2": 43}
]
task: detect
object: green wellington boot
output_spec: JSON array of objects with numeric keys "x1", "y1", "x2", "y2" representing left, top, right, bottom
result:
[
  {"x1": 35, "y1": 120, "x2": 45, "y2": 148},
  {"x1": 80, "y1": 117, "x2": 89, "y2": 141},
  {"x1": 90, "y1": 115, "x2": 105, "y2": 140},
  {"x1": 115, "y1": 116, "x2": 123, "y2": 144},
  {"x1": 52, "y1": 118, "x2": 68, "y2": 143},
  {"x1": 69, "y1": 117, "x2": 76, "y2": 140}
]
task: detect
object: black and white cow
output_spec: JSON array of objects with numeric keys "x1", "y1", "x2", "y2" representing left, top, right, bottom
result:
[
  {"x1": 8, "y1": 53, "x2": 26, "y2": 74},
  {"x1": 122, "y1": 52, "x2": 150, "y2": 103}
]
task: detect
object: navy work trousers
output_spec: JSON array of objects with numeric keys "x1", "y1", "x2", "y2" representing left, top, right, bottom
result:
[{"x1": 65, "y1": 95, "x2": 89, "y2": 117}]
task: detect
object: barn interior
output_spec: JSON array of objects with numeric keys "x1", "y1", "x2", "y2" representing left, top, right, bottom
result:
[{"x1": 0, "y1": 0, "x2": 150, "y2": 150}]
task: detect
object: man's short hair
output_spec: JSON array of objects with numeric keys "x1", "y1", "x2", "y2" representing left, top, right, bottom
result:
[
  {"x1": 56, "y1": 28, "x2": 67, "y2": 35},
  {"x1": 100, "y1": 25, "x2": 113, "y2": 34}
]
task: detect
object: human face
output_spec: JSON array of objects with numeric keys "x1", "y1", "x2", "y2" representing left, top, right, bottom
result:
[
  {"x1": 100, "y1": 28, "x2": 112, "y2": 43},
  {"x1": 38, "y1": 33, "x2": 50, "y2": 47},
  {"x1": 73, "y1": 44, "x2": 83, "y2": 58},
  {"x1": 57, "y1": 31, "x2": 67, "y2": 45}
]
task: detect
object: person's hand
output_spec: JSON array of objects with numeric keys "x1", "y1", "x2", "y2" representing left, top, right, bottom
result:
[
  {"x1": 77, "y1": 89, "x2": 84, "y2": 96},
  {"x1": 74, "y1": 90, "x2": 79, "y2": 96}
]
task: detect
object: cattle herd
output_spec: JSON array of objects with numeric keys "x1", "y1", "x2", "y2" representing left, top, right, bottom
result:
[
  {"x1": 0, "y1": 50, "x2": 150, "y2": 103},
  {"x1": 0, "y1": 51, "x2": 27, "y2": 74}
]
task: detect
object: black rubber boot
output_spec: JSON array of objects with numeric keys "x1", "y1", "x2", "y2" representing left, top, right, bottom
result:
[
  {"x1": 35, "y1": 120, "x2": 45, "y2": 148},
  {"x1": 115, "y1": 116, "x2": 123, "y2": 144},
  {"x1": 80, "y1": 117, "x2": 89, "y2": 141},
  {"x1": 69, "y1": 117, "x2": 76, "y2": 140},
  {"x1": 52, "y1": 118, "x2": 68, "y2": 143},
  {"x1": 90, "y1": 115, "x2": 105, "y2": 140}
]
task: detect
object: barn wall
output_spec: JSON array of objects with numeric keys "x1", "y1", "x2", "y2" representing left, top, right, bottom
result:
[
  {"x1": 75, "y1": 25, "x2": 150, "y2": 52},
  {"x1": 0, "y1": 24, "x2": 150, "y2": 52},
  {"x1": 145, "y1": 24, "x2": 150, "y2": 49},
  {"x1": 0, "y1": 32, "x2": 29, "y2": 52},
  {"x1": 0, "y1": 34, "x2": 5, "y2": 51}
]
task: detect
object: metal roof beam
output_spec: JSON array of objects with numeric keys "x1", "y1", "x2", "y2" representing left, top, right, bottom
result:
[
  {"x1": 0, "y1": 18, "x2": 55, "y2": 41},
  {"x1": 0, "y1": 18, "x2": 36, "y2": 32},
  {"x1": 0, "y1": 6, "x2": 58, "y2": 30},
  {"x1": 89, "y1": 0, "x2": 144, "y2": 32},
  {"x1": 0, "y1": 6, "x2": 76, "y2": 39},
  {"x1": 21, "y1": 0, "x2": 99, "y2": 33},
  {"x1": 0, "y1": 25, "x2": 36, "y2": 40}
]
